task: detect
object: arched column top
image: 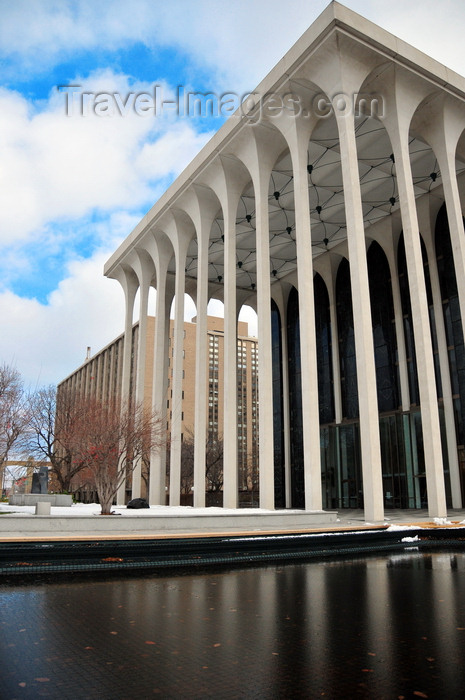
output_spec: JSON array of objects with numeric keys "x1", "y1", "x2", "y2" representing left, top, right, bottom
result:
[{"x1": 104, "y1": 2, "x2": 465, "y2": 296}]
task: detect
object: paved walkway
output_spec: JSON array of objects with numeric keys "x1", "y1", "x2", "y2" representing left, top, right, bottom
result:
[
  {"x1": 1, "y1": 506, "x2": 465, "y2": 541},
  {"x1": 333, "y1": 508, "x2": 465, "y2": 527}
]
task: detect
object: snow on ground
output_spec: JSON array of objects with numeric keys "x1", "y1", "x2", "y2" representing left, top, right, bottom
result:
[
  {"x1": 386, "y1": 524, "x2": 424, "y2": 531},
  {"x1": 2, "y1": 503, "x2": 465, "y2": 527},
  {"x1": 0, "y1": 503, "x2": 277, "y2": 517}
]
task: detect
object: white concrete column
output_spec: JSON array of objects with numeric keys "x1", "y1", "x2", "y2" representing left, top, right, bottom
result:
[
  {"x1": 169, "y1": 240, "x2": 188, "y2": 506},
  {"x1": 121, "y1": 287, "x2": 137, "y2": 400},
  {"x1": 428, "y1": 253, "x2": 462, "y2": 507},
  {"x1": 336, "y1": 111, "x2": 384, "y2": 523},
  {"x1": 387, "y1": 128, "x2": 447, "y2": 517},
  {"x1": 132, "y1": 272, "x2": 150, "y2": 499},
  {"x1": 116, "y1": 268, "x2": 138, "y2": 505},
  {"x1": 293, "y1": 149, "x2": 322, "y2": 510},
  {"x1": 193, "y1": 220, "x2": 209, "y2": 508},
  {"x1": 280, "y1": 297, "x2": 292, "y2": 509},
  {"x1": 230, "y1": 126, "x2": 290, "y2": 511},
  {"x1": 223, "y1": 195, "x2": 238, "y2": 508},
  {"x1": 270, "y1": 97, "x2": 323, "y2": 510},
  {"x1": 419, "y1": 202, "x2": 462, "y2": 508},
  {"x1": 420, "y1": 100, "x2": 465, "y2": 336},
  {"x1": 149, "y1": 259, "x2": 172, "y2": 505},
  {"x1": 438, "y1": 156, "x2": 465, "y2": 329},
  {"x1": 384, "y1": 235, "x2": 411, "y2": 411},
  {"x1": 198, "y1": 158, "x2": 251, "y2": 510},
  {"x1": 328, "y1": 282, "x2": 342, "y2": 424},
  {"x1": 255, "y1": 173, "x2": 275, "y2": 509}
]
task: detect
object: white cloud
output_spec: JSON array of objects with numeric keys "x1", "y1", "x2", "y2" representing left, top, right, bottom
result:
[
  {"x1": 135, "y1": 124, "x2": 213, "y2": 180},
  {"x1": 0, "y1": 245, "x2": 257, "y2": 390},
  {"x1": 348, "y1": 0, "x2": 465, "y2": 76},
  {"x1": 2, "y1": 1, "x2": 465, "y2": 90},
  {"x1": 0, "y1": 247, "x2": 125, "y2": 388},
  {"x1": 0, "y1": 0, "x2": 324, "y2": 89},
  {"x1": 0, "y1": 72, "x2": 213, "y2": 245},
  {"x1": 0, "y1": 65, "x2": 214, "y2": 387},
  {"x1": 1, "y1": 0, "x2": 464, "y2": 391}
]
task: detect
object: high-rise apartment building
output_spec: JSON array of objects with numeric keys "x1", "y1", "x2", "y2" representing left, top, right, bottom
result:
[{"x1": 58, "y1": 316, "x2": 258, "y2": 497}]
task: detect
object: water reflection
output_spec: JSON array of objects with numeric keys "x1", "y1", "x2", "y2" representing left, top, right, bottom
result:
[{"x1": 1, "y1": 551, "x2": 465, "y2": 699}]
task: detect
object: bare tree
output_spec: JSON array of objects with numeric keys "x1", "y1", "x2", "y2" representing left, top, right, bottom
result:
[
  {"x1": 173, "y1": 435, "x2": 194, "y2": 496},
  {"x1": 28, "y1": 385, "x2": 87, "y2": 493},
  {"x1": 0, "y1": 364, "x2": 28, "y2": 482},
  {"x1": 205, "y1": 434, "x2": 223, "y2": 493},
  {"x1": 179, "y1": 430, "x2": 224, "y2": 497},
  {"x1": 69, "y1": 395, "x2": 165, "y2": 514}
]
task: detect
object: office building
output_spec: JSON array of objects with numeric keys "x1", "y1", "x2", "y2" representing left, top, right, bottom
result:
[{"x1": 104, "y1": 3, "x2": 465, "y2": 519}]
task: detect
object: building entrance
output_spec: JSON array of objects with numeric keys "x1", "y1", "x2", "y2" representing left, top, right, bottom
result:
[{"x1": 319, "y1": 410, "x2": 450, "y2": 510}]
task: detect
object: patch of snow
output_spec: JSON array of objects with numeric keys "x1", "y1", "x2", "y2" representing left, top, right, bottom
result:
[
  {"x1": 387, "y1": 524, "x2": 422, "y2": 531},
  {"x1": 0, "y1": 503, "x2": 307, "y2": 518},
  {"x1": 401, "y1": 535, "x2": 420, "y2": 542},
  {"x1": 433, "y1": 517, "x2": 452, "y2": 525},
  {"x1": 231, "y1": 530, "x2": 382, "y2": 541}
]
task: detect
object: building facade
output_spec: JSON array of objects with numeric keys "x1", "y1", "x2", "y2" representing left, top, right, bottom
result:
[
  {"x1": 104, "y1": 2, "x2": 465, "y2": 520},
  {"x1": 58, "y1": 316, "x2": 258, "y2": 499}
]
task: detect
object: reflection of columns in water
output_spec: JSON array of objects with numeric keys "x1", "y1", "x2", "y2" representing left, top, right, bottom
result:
[
  {"x1": 429, "y1": 552, "x2": 463, "y2": 689},
  {"x1": 254, "y1": 566, "x2": 286, "y2": 697},
  {"x1": 303, "y1": 563, "x2": 329, "y2": 693},
  {"x1": 365, "y1": 558, "x2": 394, "y2": 683}
]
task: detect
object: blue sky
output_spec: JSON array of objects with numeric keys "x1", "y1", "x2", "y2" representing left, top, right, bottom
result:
[{"x1": 1, "y1": 0, "x2": 465, "y2": 388}]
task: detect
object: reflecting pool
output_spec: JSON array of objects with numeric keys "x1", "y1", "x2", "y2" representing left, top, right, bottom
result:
[{"x1": 1, "y1": 551, "x2": 465, "y2": 699}]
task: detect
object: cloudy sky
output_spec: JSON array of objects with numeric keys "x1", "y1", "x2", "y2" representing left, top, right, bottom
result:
[{"x1": 2, "y1": 0, "x2": 465, "y2": 389}]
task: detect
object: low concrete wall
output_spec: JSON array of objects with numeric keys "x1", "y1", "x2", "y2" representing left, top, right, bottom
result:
[
  {"x1": 0, "y1": 510, "x2": 338, "y2": 537},
  {"x1": 35, "y1": 502, "x2": 51, "y2": 515},
  {"x1": 9, "y1": 494, "x2": 73, "y2": 507}
]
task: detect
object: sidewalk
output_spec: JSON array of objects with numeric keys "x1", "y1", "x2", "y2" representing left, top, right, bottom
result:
[
  {"x1": 1, "y1": 503, "x2": 465, "y2": 540},
  {"x1": 332, "y1": 508, "x2": 465, "y2": 527}
]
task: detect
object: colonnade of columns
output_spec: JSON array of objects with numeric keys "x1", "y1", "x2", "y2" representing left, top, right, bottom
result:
[{"x1": 105, "y1": 11, "x2": 465, "y2": 519}]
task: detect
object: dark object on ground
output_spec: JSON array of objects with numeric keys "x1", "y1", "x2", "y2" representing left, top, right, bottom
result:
[{"x1": 127, "y1": 498, "x2": 150, "y2": 509}]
